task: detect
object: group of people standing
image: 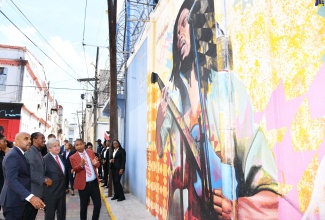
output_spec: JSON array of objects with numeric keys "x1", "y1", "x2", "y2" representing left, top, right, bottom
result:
[
  {"x1": 95, "y1": 139, "x2": 126, "y2": 202},
  {"x1": 0, "y1": 131, "x2": 126, "y2": 220}
]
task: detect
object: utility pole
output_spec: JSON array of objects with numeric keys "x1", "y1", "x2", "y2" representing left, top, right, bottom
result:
[
  {"x1": 94, "y1": 47, "x2": 99, "y2": 146},
  {"x1": 74, "y1": 111, "x2": 81, "y2": 138},
  {"x1": 77, "y1": 47, "x2": 99, "y2": 144},
  {"x1": 107, "y1": 0, "x2": 117, "y2": 197},
  {"x1": 81, "y1": 94, "x2": 85, "y2": 141}
]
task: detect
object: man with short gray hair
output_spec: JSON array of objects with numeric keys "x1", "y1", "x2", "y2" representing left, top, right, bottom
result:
[{"x1": 43, "y1": 138, "x2": 66, "y2": 220}]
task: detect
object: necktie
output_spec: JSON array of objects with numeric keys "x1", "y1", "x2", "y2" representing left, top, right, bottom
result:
[
  {"x1": 83, "y1": 152, "x2": 92, "y2": 177},
  {"x1": 55, "y1": 155, "x2": 64, "y2": 173}
]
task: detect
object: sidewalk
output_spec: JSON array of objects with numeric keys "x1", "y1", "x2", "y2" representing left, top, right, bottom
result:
[
  {"x1": 0, "y1": 190, "x2": 111, "y2": 220},
  {"x1": 0, "y1": 187, "x2": 155, "y2": 220},
  {"x1": 100, "y1": 187, "x2": 156, "y2": 220}
]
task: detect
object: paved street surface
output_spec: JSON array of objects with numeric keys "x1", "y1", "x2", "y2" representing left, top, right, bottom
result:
[
  {"x1": 0, "y1": 186, "x2": 157, "y2": 220},
  {"x1": 0, "y1": 189, "x2": 111, "y2": 220},
  {"x1": 101, "y1": 187, "x2": 156, "y2": 220}
]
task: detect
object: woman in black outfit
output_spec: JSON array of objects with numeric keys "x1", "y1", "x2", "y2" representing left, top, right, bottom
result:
[
  {"x1": 0, "y1": 134, "x2": 11, "y2": 210},
  {"x1": 109, "y1": 140, "x2": 126, "y2": 201}
]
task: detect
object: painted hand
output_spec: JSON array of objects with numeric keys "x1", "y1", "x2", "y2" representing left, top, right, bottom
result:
[{"x1": 212, "y1": 189, "x2": 233, "y2": 220}]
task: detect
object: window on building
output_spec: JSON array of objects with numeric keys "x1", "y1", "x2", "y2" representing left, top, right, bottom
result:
[
  {"x1": 0, "y1": 67, "x2": 8, "y2": 91},
  {"x1": 68, "y1": 128, "x2": 74, "y2": 135},
  {"x1": 69, "y1": 138, "x2": 73, "y2": 143}
]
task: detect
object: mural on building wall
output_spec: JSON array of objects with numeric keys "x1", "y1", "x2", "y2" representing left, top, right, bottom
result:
[{"x1": 147, "y1": 0, "x2": 325, "y2": 219}]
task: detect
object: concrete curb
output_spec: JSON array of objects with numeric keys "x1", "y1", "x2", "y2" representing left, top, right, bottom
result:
[{"x1": 100, "y1": 186, "x2": 116, "y2": 220}]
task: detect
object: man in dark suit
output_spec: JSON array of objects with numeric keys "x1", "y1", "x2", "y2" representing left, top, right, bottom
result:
[
  {"x1": 62, "y1": 142, "x2": 76, "y2": 195},
  {"x1": 24, "y1": 132, "x2": 53, "y2": 219},
  {"x1": 95, "y1": 139, "x2": 103, "y2": 178},
  {"x1": 70, "y1": 139, "x2": 101, "y2": 220},
  {"x1": 43, "y1": 138, "x2": 66, "y2": 220},
  {"x1": 60, "y1": 139, "x2": 68, "y2": 155},
  {"x1": 0, "y1": 132, "x2": 45, "y2": 219},
  {"x1": 109, "y1": 140, "x2": 126, "y2": 201},
  {"x1": 101, "y1": 141, "x2": 109, "y2": 187}
]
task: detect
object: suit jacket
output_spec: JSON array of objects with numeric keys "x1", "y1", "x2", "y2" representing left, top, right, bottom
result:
[
  {"x1": 0, "y1": 147, "x2": 31, "y2": 208},
  {"x1": 24, "y1": 145, "x2": 47, "y2": 198},
  {"x1": 96, "y1": 144, "x2": 103, "y2": 157},
  {"x1": 60, "y1": 145, "x2": 65, "y2": 155},
  {"x1": 43, "y1": 153, "x2": 66, "y2": 200},
  {"x1": 101, "y1": 147, "x2": 108, "y2": 162},
  {"x1": 109, "y1": 147, "x2": 126, "y2": 170},
  {"x1": 69, "y1": 149, "x2": 100, "y2": 190},
  {"x1": 62, "y1": 150, "x2": 76, "y2": 169}
]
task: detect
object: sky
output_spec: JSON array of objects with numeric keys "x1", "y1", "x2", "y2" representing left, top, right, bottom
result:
[{"x1": 0, "y1": 0, "x2": 122, "y2": 124}]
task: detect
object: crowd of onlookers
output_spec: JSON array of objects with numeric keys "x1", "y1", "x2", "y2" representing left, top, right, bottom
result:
[{"x1": 0, "y1": 132, "x2": 126, "y2": 220}]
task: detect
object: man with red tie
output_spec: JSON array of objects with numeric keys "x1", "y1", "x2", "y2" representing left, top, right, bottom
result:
[
  {"x1": 43, "y1": 138, "x2": 66, "y2": 220},
  {"x1": 70, "y1": 139, "x2": 101, "y2": 220}
]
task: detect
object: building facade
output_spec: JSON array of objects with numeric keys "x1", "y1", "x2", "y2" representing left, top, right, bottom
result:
[{"x1": 0, "y1": 44, "x2": 62, "y2": 141}]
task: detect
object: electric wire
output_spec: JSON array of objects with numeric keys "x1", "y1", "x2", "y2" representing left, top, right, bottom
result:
[
  {"x1": 8, "y1": 0, "x2": 82, "y2": 79},
  {"x1": 82, "y1": 0, "x2": 90, "y2": 79},
  {"x1": 2, "y1": 84, "x2": 109, "y2": 93},
  {"x1": 0, "y1": 10, "x2": 78, "y2": 81}
]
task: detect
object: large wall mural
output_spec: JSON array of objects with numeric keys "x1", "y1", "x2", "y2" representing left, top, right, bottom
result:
[{"x1": 146, "y1": 0, "x2": 325, "y2": 219}]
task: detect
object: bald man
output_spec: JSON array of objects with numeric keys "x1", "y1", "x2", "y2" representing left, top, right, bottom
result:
[{"x1": 0, "y1": 132, "x2": 45, "y2": 220}]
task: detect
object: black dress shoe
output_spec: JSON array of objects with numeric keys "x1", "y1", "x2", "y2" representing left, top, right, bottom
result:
[
  {"x1": 111, "y1": 197, "x2": 118, "y2": 200},
  {"x1": 117, "y1": 198, "x2": 125, "y2": 202}
]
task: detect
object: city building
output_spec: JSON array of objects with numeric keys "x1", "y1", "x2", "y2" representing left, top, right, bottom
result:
[{"x1": 0, "y1": 44, "x2": 62, "y2": 141}]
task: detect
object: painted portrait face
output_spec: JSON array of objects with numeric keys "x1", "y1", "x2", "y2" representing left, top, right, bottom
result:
[{"x1": 177, "y1": 8, "x2": 191, "y2": 61}]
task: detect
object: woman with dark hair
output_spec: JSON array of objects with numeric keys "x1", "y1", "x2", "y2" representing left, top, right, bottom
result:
[
  {"x1": 109, "y1": 140, "x2": 126, "y2": 201},
  {"x1": 0, "y1": 133, "x2": 10, "y2": 210},
  {"x1": 154, "y1": 0, "x2": 278, "y2": 219}
]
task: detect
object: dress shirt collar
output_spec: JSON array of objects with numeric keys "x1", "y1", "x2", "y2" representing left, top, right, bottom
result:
[{"x1": 16, "y1": 146, "x2": 25, "y2": 155}]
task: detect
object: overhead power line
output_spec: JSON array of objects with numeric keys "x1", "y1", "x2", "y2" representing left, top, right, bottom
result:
[
  {"x1": 82, "y1": 0, "x2": 90, "y2": 79},
  {"x1": 8, "y1": 0, "x2": 82, "y2": 79},
  {"x1": 82, "y1": 0, "x2": 88, "y2": 44},
  {"x1": 0, "y1": 10, "x2": 78, "y2": 81},
  {"x1": 2, "y1": 84, "x2": 109, "y2": 93}
]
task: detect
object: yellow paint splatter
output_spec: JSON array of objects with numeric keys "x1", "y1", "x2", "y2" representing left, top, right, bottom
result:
[
  {"x1": 278, "y1": 183, "x2": 294, "y2": 196},
  {"x1": 297, "y1": 155, "x2": 319, "y2": 212},
  {"x1": 291, "y1": 99, "x2": 325, "y2": 151}
]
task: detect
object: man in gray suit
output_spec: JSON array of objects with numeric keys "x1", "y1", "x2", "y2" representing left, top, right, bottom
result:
[
  {"x1": 24, "y1": 132, "x2": 53, "y2": 219},
  {"x1": 43, "y1": 138, "x2": 66, "y2": 220}
]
